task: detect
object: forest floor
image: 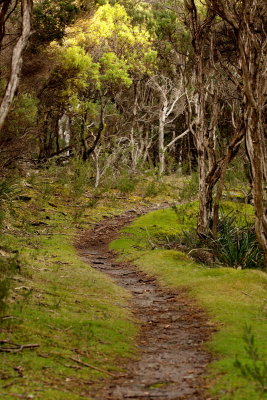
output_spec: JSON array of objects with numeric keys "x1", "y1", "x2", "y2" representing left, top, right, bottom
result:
[
  {"x1": 77, "y1": 210, "x2": 214, "y2": 400},
  {"x1": 1, "y1": 170, "x2": 267, "y2": 400}
]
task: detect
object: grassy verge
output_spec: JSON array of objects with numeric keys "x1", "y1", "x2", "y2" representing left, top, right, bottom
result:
[
  {"x1": 0, "y1": 167, "x2": 182, "y2": 399},
  {"x1": 110, "y1": 202, "x2": 267, "y2": 400},
  {"x1": 0, "y1": 179, "x2": 139, "y2": 399},
  {"x1": 0, "y1": 161, "x2": 183, "y2": 400}
]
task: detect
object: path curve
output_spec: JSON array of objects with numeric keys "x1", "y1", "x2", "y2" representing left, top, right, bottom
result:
[{"x1": 77, "y1": 209, "x2": 215, "y2": 400}]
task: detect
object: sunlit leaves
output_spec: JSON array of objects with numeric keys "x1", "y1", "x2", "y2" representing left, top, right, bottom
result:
[
  {"x1": 64, "y1": 3, "x2": 157, "y2": 79},
  {"x1": 100, "y1": 53, "x2": 132, "y2": 88},
  {"x1": 56, "y1": 45, "x2": 100, "y2": 94}
]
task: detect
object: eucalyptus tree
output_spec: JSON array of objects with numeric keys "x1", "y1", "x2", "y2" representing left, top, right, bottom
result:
[
  {"x1": 147, "y1": 74, "x2": 189, "y2": 176},
  {"x1": 205, "y1": 0, "x2": 267, "y2": 264},
  {"x1": 38, "y1": 3, "x2": 157, "y2": 165},
  {"x1": 0, "y1": 0, "x2": 33, "y2": 132},
  {"x1": 183, "y1": 0, "x2": 247, "y2": 236}
]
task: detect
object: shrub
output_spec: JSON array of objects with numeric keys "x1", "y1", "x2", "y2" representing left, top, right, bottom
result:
[
  {"x1": 234, "y1": 325, "x2": 267, "y2": 394},
  {"x1": 211, "y1": 211, "x2": 264, "y2": 269},
  {"x1": 153, "y1": 207, "x2": 264, "y2": 270},
  {"x1": 71, "y1": 157, "x2": 91, "y2": 198},
  {"x1": 114, "y1": 172, "x2": 139, "y2": 194},
  {"x1": 0, "y1": 178, "x2": 17, "y2": 201},
  {"x1": 142, "y1": 177, "x2": 169, "y2": 198},
  {"x1": 0, "y1": 254, "x2": 20, "y2": 316},
  {"x1": 178, "y1": 172, "x2": 198, "y2": 202}
]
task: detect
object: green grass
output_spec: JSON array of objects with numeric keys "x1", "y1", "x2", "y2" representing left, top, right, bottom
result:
[
  {"x1": 0, "y1": 168, "x2": 182, "y2": 399},
  {"x1": 110, "y1": 202, "x2": 267, "y2": 400},
  {"x1": 0, "y1": 176, "x2": 140, "y2": 399}
]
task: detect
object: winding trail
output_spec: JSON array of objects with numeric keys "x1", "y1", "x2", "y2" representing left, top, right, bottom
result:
[{"x1": 77, "y1": 209, "x2": 215, "y2": 400}]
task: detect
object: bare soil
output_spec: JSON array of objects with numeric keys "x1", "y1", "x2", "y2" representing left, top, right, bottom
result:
[{"x1": 77, "y1": 208, "x2": 215, "y2": 400}]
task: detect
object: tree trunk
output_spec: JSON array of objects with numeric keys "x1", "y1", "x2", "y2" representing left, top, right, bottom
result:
[
  {"x1": 245, "y1": 105, "x2": 267, "y2": 266},
  {"x1": 83, "y1": 101, "x2": 105, "y2": 161},
  {"x1": 158, "y1": 109, "x2": 166, "y2": 176},
  {"x1": 0, "y1": 0, "x2": 33, "y2": 132},
  {"x1": 0, "y1": 0, "x2": 12, "y2": 48},
  {"x1": 197, "y1": 150, "x2": 213, "y2": 236}
]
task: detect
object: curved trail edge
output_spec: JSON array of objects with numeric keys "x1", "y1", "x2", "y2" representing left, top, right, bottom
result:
[{"x1": 76, "y1": 207, "x2": 215, "y2": 400}]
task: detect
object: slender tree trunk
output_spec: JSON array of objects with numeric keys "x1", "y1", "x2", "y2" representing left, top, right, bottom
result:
[
  {"x1": 130, "y1": 82, "x2": 139, "y2": 171},
  {"x1": 0, "y1": 0, "x2": 33, "y2": 132},
  {"x1": 80, "y1": 112, "x2": 87, "y2": 159},
  {"x1": 83, "y1": 100, "x2": 105, "y2": 161},
  {"x1": 0, "y1": 0, "x2": 12, "y2": 48},
  {"x1": 245, "y1": 105, "x2": 267, "y2": 266},
  {"x1": 93, "y1": 149, "x2": 101, "y2": 188},
  {"x1": 197, "y1": 151, "x2": 213, "y2": 236},
  {"x1": 207, "y1": 0, "x2": 267, "y2": 266},
  {"x1": 158, "y1": 109, "x2": 166, "y2": 176}
]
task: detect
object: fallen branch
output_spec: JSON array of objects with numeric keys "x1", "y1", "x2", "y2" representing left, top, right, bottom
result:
[
  {"x1": 242, "y1": 291, "x2": 267, "y2": 302},
  {"x1": 0, "y1": 341, "x2": 39, "y2": 353},
  {"x1": 0, "y1": 315, "x2": 19, "y2": 320},
  {"x1": 69, "y1": 357, "x2": 125, "y2": 378},
  {"x1": 124, "y1": 395, "x2": 164, "y2": 398}
]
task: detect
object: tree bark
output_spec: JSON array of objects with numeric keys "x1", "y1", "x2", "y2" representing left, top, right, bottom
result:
[
  {"x1": 82, "y1": 101, "x2": 105, "y2": 161},
  {"x1": 158, "y1": 108, "x2": 166, "y2": 176},
  {"x1": 206, "y1": 0, "x2": 267, "y2": 264},
  {"x1": 0, "y1": 0, "x2": 13, "y2": 48},
  {"x1": 0, "y1": 0, "x2": 33, "y2": 132},
  {"x1": 245, "y1": 105, "x2": 267, "y2": 266}
]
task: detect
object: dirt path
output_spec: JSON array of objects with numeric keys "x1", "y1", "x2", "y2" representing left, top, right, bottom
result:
[{"x1": 77, "y1": 209, "x2": 214, "y2": 400}]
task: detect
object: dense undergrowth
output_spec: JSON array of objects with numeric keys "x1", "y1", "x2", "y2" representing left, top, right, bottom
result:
[
  {"x1": 0, "y1": 163, "x2": 180, "y2": 399},
  {"x1": 111, "y1": 202, "x2": 267, "y2": 400}
]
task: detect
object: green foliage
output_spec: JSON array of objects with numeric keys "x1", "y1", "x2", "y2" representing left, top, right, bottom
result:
[
  {"x1": 32, "y1": 0, "x2": 79, "y2": 50},
  {"x1": 153, "y1": 8, "x2": 177, "y2": 39},
  {"x1": 0, "y1": 255, "x2": 20, "y2": 316},
  {"x1": 57, "y1": 45, "x2": 100, "y2": 93},
  {"x1": 143, "y1": 178, "x2": 169, "y2": 198},
  {"x1": 225, "y1": 156, "x2": 251, "y2": 201},
  {"x1": 5, "y1": 94, "x2": 38, "y2": 136},
  {"x1": 119, "y1": 0, "x2": 156, "y2": 31},
  {"x1": 158, "y1": 204, "x2": 263, "y2": 270},
  {"x1": 112, "y1": 171, "x2": 139, "y2": 194},
  {"x1": 70, "y1": 157, "x2": 91, "y2": 198},
  {"x1": 100, "y1": 52, "x2": 132, "y2": 88},
  {"x1": 234, "y1": 325, "x2": 267, "y2": 394},
  {"x1": 225, "y1": 157, "x2": 248, "y2": 186},
  {"x1": 178, "y1": 173, "x2": 199, "y2": 202},
  {"x1": 0, "y1": 178, "x2": 18, "y2": 201},
  {"x1": 130, "y1": 201, "x2": 262, "y2": 270},
  {"x1": 212, "y1": 211, "x2": 264, "y2": 270},
  {"x1": 65, "y1": 3, "x2": 157, "y2": 78}
]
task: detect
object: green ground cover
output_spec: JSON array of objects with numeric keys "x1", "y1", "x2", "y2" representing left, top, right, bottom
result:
[
  {"x1": 111, "y1": 202, "x2": 267, "y2": 400},
  {"x1": 0, "y1": 167, "x2": 182, "y2": 399},
  {"x1": 0, "y1": 178, "x2": 136, "y2": 399},
  {"x1": 1, "y1": 166, "x2": 265, "y2": 399}
]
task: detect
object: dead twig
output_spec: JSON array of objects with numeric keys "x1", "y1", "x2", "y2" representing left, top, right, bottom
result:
[
  {"x1": 69, "y1": 357, "x2": 125, "y2": 378},
  {"x1": 242, "y1": 291, "x2": 267, "y2": 302},
  {"x1": 124, "y1": 395, "x2": 165, "y2": 398},
  {"x1": 0, "y1": 315, "x2": 19, "y2": 321},
  {"x1": 0, "y1": 341, "x2": 39, "y2": 353}
]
